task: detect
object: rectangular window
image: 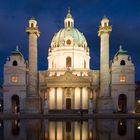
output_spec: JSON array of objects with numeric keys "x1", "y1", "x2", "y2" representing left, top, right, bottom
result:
[
  {"x1": 11, "y1": 76, "x2": 18, "y2": 83},
  {"x1": 119, "y1": 75, "x2": 126, "y2": 82}
]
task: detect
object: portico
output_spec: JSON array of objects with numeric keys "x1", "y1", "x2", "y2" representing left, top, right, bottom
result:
[{"x1": 40, "y1": 71, "x2": 97, "y2": 113}]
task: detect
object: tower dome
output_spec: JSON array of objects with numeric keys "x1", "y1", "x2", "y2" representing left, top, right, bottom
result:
[{"x1": 50, "y1": 8, "x2": 88, "y2": 51}]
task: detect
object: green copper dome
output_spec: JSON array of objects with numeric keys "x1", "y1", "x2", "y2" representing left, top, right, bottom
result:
[
  {"x1": 51, "y1": 28, "x2": 87, "y2": 47},
  {"x1": 50, "y1": 9, "x2": 88, "y2": 49}
]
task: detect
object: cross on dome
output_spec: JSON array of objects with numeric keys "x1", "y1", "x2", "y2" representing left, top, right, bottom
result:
[{"x1": 66, "y1": 7, "x2": 72, "y2": 18}]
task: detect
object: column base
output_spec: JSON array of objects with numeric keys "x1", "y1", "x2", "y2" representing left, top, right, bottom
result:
[
  {"x1": 25, "y1": 96, "x2": 42, "y2": 113},
  {"x1": 97, "y1": 96, "x2": 113, "y2": 113}
]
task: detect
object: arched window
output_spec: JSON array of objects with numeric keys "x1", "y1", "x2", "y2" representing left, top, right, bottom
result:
[
  {"x1": 31, "y1": 23, "x2": 34, "y2": 28},
  {"x1": 66, "y1": 57, "x2": 71, "y2": 67},
  {"x1": 13, "y1": 60, "x2": 18, "y2": 66},
  {"x1": 120, "y1": 60, "x2": 125, "y2": 65},
  {"x1": 104, "y1": 22, "x2": 107, "y2": 26},
  {"x1": 68, "y1": 21, "x2": 70, "y2": 27}
]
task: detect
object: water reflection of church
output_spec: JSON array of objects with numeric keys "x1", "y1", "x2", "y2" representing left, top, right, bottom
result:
[
  {"x1": 3, "y1": 9, "x2": 135, "y2": 114},
  {"x1": 0, "y1": 119, "x2": 138, "y2": 140}
]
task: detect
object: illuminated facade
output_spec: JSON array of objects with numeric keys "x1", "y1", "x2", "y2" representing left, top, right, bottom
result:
[{"x1": 3, "y1": 9, "x2": 135, "y2": 113}]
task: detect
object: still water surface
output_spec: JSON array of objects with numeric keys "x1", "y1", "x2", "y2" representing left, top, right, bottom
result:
[{"x1": 0, "y1": 119, "x2": 140, "y2": 140}]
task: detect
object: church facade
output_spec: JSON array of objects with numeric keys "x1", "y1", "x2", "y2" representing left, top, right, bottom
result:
[{"x1": 3, "y1": 9, "x2": 135, "y2": 114}]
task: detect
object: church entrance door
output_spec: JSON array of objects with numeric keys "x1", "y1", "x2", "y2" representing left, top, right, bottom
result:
[
  {"x1": 66, "y1": 98, "x2": 71, "y2": 110},
  {"x1": 118, "y1": 94, "x2": 127, "y2": 113},
  {"x1": 11, "y1": 95, "x2": 20, "y2": 113}
]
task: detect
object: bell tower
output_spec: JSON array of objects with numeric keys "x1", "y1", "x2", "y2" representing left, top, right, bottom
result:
[{"x1": 25, "y1": 17, "x2": 41, "y2": 113}]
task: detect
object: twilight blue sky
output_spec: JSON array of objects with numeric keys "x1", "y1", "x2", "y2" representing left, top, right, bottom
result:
[{"x1": 0, "y1": 0, "x2": 140, "y2": 84}]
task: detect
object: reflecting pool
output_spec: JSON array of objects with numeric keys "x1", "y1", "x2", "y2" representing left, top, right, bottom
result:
[{"x1": 0, "y1": 119, "x2": 140, "y2": 140}]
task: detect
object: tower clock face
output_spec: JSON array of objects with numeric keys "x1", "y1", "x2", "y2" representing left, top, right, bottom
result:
[{"x1": 66, "y1": 39, "x2": 71, "y2": 45}]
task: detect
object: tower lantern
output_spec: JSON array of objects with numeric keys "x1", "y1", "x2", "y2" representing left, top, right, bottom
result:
[
  {"x1": 26, "y1": 17, "x2": 40, "y2": 37},
  {"x1": 29, "y1": 17, "x2": 37, "y2": 28},
  {"x1": 101, "y1": 16, "x2": 109, "y2": 27}
]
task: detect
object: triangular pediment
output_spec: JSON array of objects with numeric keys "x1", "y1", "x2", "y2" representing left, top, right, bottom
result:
[{"x1": 45, "y1": 71, "x2": 90, "y2": 84}]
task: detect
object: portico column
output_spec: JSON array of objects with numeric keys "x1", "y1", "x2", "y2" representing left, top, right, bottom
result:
[
  {"x1": 62, "y1": 88, "x2": 65, "y2": 109},
  {"x1": 44, "y1": 88, "x2": 49, "y2": 114},
  {"x1": 80, "y1": 87, "x2": 82, "y2": 109},
  {"x1": 88, "y1": 88, "x2": 93, "y2": 114},
  {"x1": 87, "y1": 88, "x2": 89, "y2": 110},
  {"x1": 73, "y1": 88, "x2": 75, "y2": 109},
  {"x1": 47, "y1": 88, "x2": 50, "y2": 107},
  {"x1": 55, "y1": 88, "x2": 57, "y2": 110}
]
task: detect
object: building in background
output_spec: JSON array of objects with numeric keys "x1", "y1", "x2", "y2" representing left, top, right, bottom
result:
[{"x1": 3, "y1": 9, "x2": 135, "y2": 114}]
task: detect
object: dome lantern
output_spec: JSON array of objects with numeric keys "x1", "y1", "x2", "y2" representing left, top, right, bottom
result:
[{"x1": 64, "y1": 7, "x2": 74, "y2": 28}]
